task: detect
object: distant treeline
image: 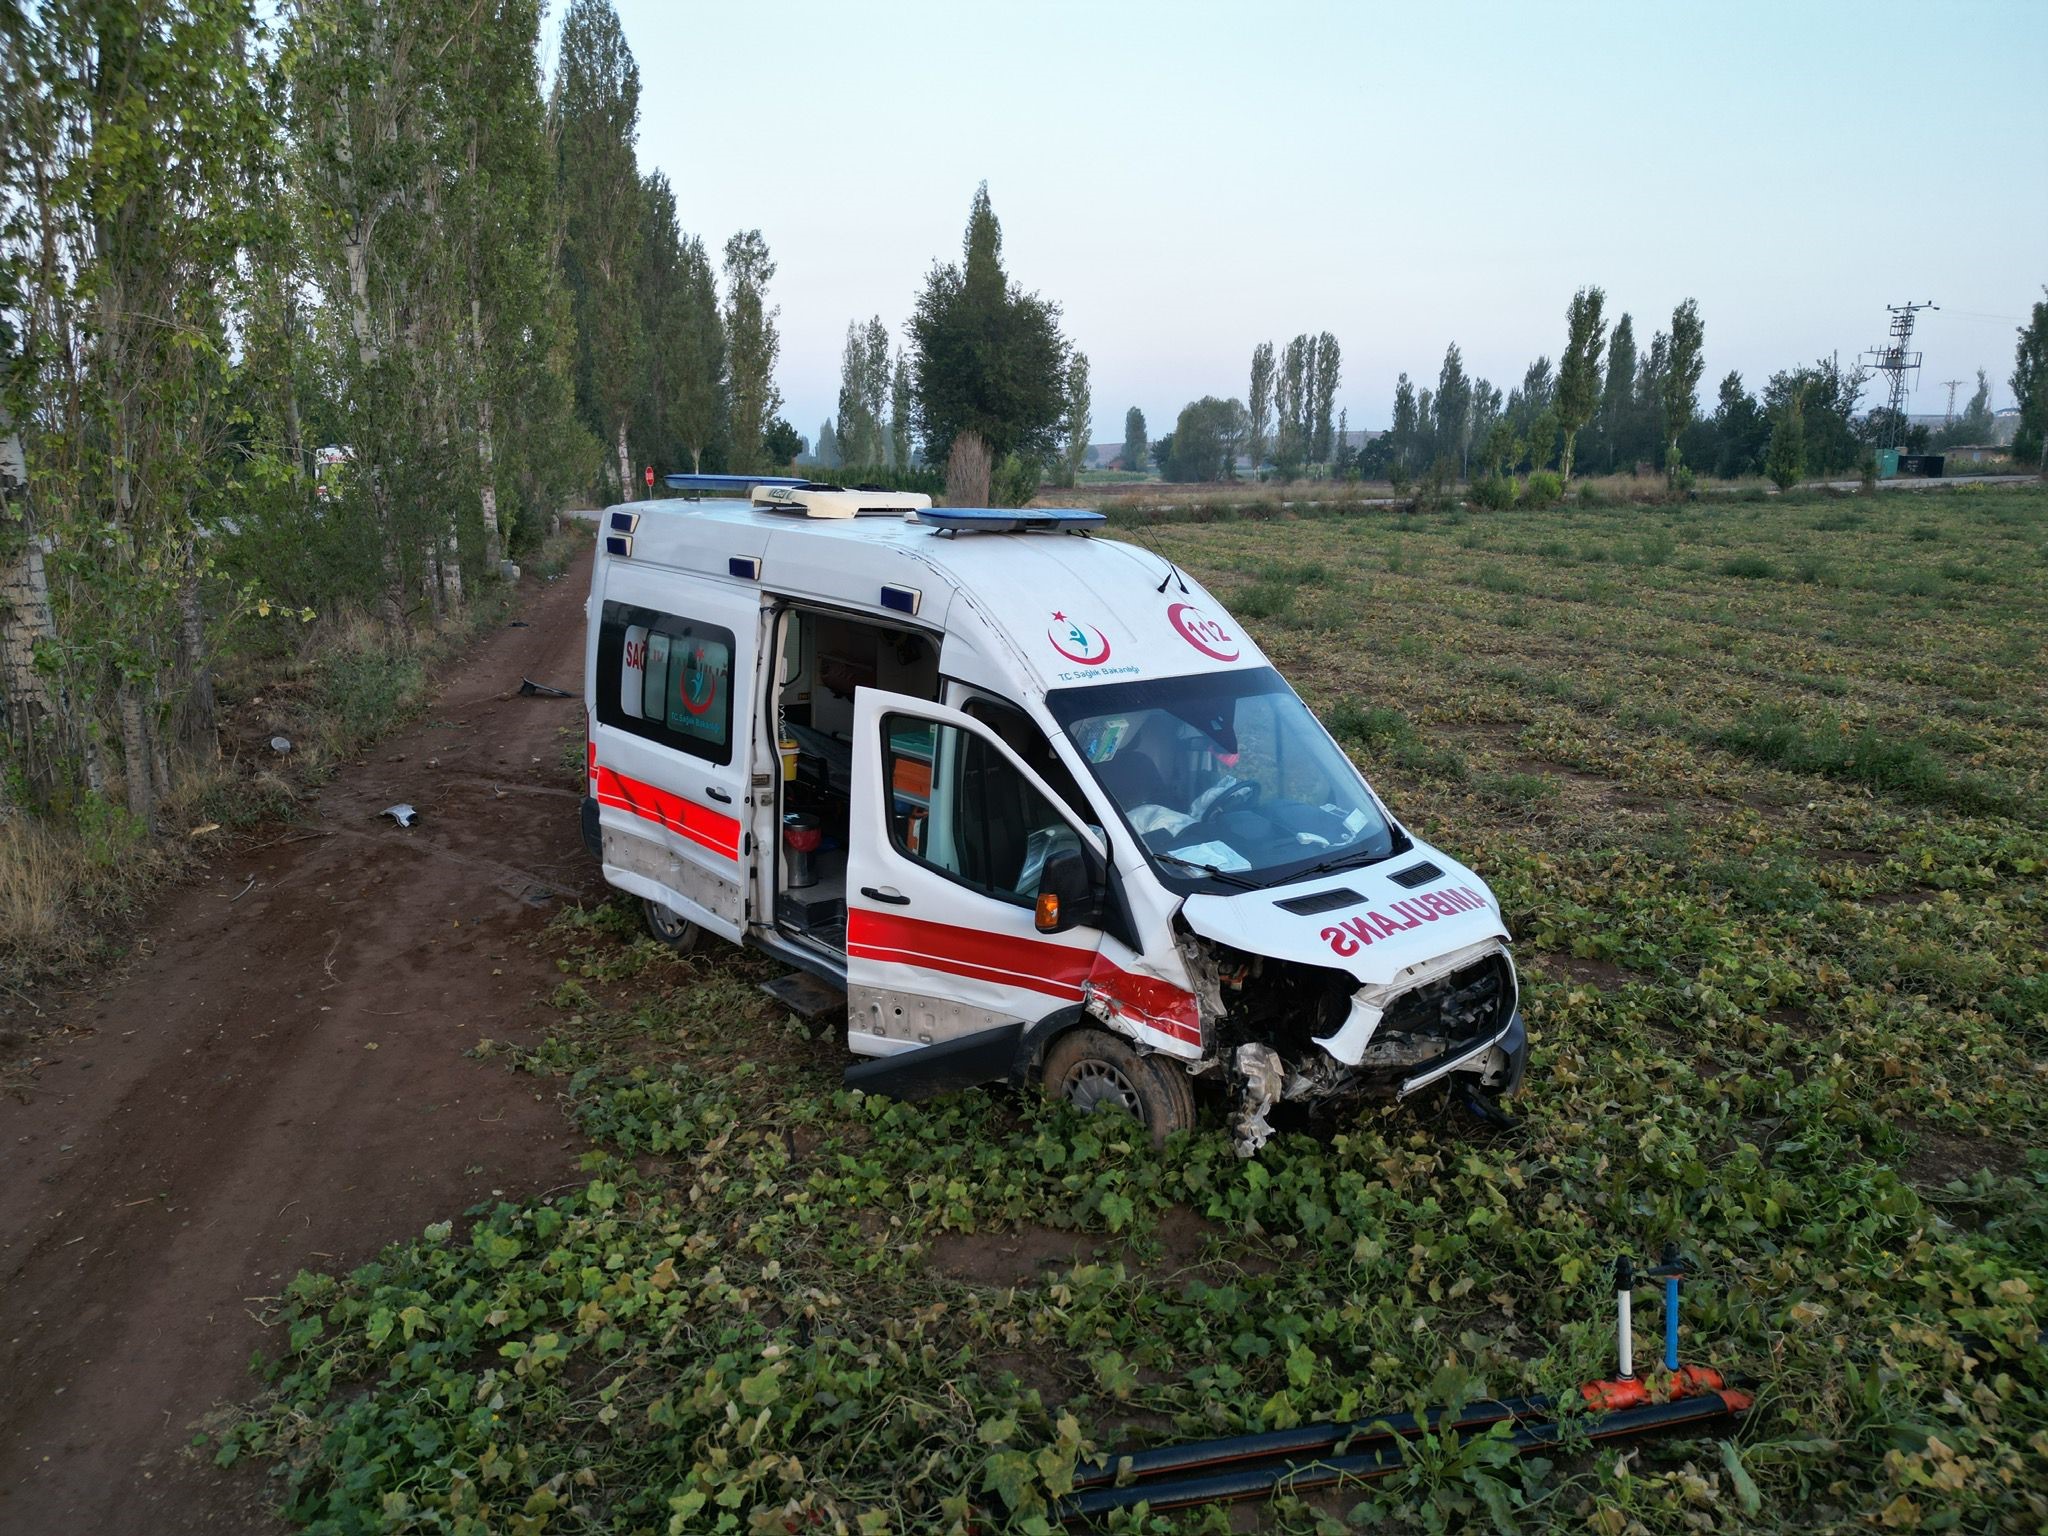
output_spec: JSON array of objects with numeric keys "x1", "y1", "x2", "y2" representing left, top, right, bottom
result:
[{"x1": 1139, "y1": 287, "x2": 2048, "y2": 490}]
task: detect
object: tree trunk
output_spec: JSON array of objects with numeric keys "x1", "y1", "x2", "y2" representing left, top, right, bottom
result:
[
  {"x1": 691, "y1": 445, "x2": 702, "y2": 474},
  {"x1": 442, "y1": 534, "x2": 464, "y2": 607},
  {"x1": 177, "y1": 547, "x2": 218, "y2": 757},
  {"x1": 419, "y1": 540, "x2": 443, "y2": 621},
  {"x1": 0, "y1": 541, "x2": 59, "y2": 779},
  {"x1": 616, "y1": 419, "x2": 632, "y2": 504},
  {"x1": 477, "y1": 409, "x2": 501, "y2": 568},
  {"x1": 118, "y1": 679, "x2": 155, "y2": 826}
]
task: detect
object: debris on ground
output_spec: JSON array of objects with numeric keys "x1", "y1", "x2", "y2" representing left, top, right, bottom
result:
[
  {"x1": 517, "y1": 677, "x2": 573, "y2": 698},
  {"x1": 381, "y1": 803, "x2": 418, "y2": 827},
  {"x1": 269, "y1": 735, "x2": 292, "y2": 754}
]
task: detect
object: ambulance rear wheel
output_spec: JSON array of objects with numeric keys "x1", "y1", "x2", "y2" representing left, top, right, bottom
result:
[
  {"x1": 641, "y1": 898, "x2": 701, "y2": 954},
  {"x1": 1041, "y1": 1028, "x2": 1195, "y2": 1146}
]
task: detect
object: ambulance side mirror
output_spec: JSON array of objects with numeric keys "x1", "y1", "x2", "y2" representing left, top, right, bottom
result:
[{"x1": 1034, "y1": 847, "x2": 1101, "y2": 934}]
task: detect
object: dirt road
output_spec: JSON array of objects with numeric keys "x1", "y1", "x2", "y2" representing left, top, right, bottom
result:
[{"x1": 0, "y1": 546, "x2": 603, "y2": 1533}]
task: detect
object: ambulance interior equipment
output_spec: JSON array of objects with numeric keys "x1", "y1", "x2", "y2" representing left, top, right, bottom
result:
[{"x1": 583, "y1": 474, "x2": 1527, "y2": 1154}]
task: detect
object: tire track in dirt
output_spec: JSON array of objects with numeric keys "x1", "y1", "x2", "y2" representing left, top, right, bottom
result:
[{"x1": 0, "y1": 544, "x2": 603, "y2": 1533}]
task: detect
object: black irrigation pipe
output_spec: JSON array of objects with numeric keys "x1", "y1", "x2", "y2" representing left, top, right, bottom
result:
[
  {"x1": 1069, "y1": 1392, "x2": 1554, "y2": 1491},
  {"x1": 1054, "y1": 1390, "x2": 1752, "y2": 1520}
]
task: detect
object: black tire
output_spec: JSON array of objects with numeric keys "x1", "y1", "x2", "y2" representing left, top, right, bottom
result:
[
  {"x1": 1040, "y1": 1027, "x2": 1196, "y2": 1146},
  {"x1": 641, "y1": 897, "x2": 701, "y2": 954}
]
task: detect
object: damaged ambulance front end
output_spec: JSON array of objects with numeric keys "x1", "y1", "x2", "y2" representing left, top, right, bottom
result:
[
  {"x1": 1175, "y1": 855, "x2": 1525, "y2": 1155},
  {"x1": 1047, "y1": 666, "x2": 1526, "y2": 1155}
]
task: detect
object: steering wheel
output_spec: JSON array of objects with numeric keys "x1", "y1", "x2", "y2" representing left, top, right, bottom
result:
[{"x1": 1199, "y1": 779, "x2": 1262, "y2": 822}]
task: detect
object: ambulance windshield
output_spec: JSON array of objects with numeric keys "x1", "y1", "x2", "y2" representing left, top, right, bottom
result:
[{"x1": 1048, "y1": 667, "x2": 1400, "y2": 889}]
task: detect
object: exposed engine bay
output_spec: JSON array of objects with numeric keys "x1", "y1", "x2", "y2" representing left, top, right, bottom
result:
[{"x1": 1187, "y1": 934, "x2": 1522, "y2": 1155}]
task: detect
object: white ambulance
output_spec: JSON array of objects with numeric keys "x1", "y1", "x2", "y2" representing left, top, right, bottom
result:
[{"x1": 581, "y1": 476, "x2": 1526, "y2": 1152}]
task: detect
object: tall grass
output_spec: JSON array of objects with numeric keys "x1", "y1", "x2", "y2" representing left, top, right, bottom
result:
[{"x1": 1710, "y1": 707, "x2": 2012, "y2": 813}]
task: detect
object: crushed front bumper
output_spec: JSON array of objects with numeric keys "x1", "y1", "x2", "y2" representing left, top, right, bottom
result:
[{"x1": 1396, "y1": 1006, "x2": 1527, "y2": 1100}]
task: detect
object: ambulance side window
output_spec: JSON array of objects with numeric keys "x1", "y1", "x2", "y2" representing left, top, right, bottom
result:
[
  {"x1": 595, "y1": 600, "x2": 736, "y2": 765},
  {"x1": 882, "y1": 714, "x2": 1080, "y2": 909}
]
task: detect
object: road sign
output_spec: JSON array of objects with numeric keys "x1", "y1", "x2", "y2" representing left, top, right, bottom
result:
[{"x1": 643, "y1": 465, "x2": 654, "y2": 489}]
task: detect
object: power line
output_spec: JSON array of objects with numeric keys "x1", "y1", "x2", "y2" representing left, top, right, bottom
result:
[{"x1": 1940, "y1": 378, "x2": 1965, "y2": 424}]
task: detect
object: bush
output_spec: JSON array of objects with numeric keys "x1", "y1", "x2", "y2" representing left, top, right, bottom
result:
[
  {"x1": 1719, "y1": 554, "x2": 1776, "y2": 579},
  {"x1": 1468, "y1": 475, "x2": 1516, "y2": 511},
  {"x1": 1635, "y1": 528, "x2": 1677, "y2": 566},
  {"x1": 1576, "y1": 482, "x2": 1607, "y2": 507},
  {"x1": 1477, "y1": 563, "x2": 1530, "y2": 594},
  {"x1": 1523, "y1": 470, "x2": 1564, "y2": 509},
  {"x1": 1671, "y1": 466, "x2": 1698, "y2": 496},
  {"x1": 943, "y1": 433, "x2": 992, "y2": 506},
  {"x1": 993, "y1": 452, "x2": 1042, "y2": 508},
  {"x1": 1231, "y1": 580, "x2": 1295, "y2": 620},
  {"x1": 1327, "y1": 700, "x2": 1410, "y2": 746}
]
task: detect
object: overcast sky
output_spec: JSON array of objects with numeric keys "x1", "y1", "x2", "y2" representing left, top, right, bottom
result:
[{"x1": 574, "y1": 0, "x2": 2047, "y2": 440}]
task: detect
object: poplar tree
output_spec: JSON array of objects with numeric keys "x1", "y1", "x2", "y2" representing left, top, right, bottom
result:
[
  {"x1": 1389, "y1": 374, "x2": 1418, "y2": 474},
  {"x1": 1597, "y1": 313, "x2": 1637, "y2": 472},
  {"x1": 1275, "y1": 335, "x2": 1311, "y2": 474},
  {"x1": 3, "y1": 0, "x2": 264, "y2": 818},
  {"x1": 670, "y1": 236, "x2": 725, "y2": 474},
  {"x1": 835, "y1": 316, "x2": 889, "y2": 467},
  {"x1": 889, "y1": 350, "x2": 912, "y2": 469},
  {"x1": 1310, "y1": 332, "x2": 1341, "y2": 464},
  {"x1": 1662, "y1": 299, "x2": 1706, "y2": 484},
  {"x1": 836, "y1": 320, "x2": 879, "y2": 466},
  {"x1": 2013, "y1": 290, "x2": 2048, "y2": 471},
  {"x1": 1434, "y1": 342, "x2": 1471, "y2": 475},
  {"x1": 458, "y1": 0, "x2": 581, "y2": 570},
  {"x1": 555, "y1": 0, "x2": 643, "y2": 500},
  {"x1": 1121, "y1": 407, "x2": 1148, "y2": 472},
  {"x1": 722, "y1": 229, "x2": 782, "y2": 470},
  {"x1": 1555, "y1": 285, "x2": 1608, "y2": 481},
  {"x1": 1247, "y1": 342, "x2": 1275, "y2": 469},
  {"x1": 1055, "y1": 352, "x2": 1091, "y2": 488},
  {"x1": 636, "y1": 172, "x2": 690, "y2": 476}
]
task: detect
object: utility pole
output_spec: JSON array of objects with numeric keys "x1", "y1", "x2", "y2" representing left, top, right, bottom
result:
[
  {"x1": 1860, "y1": 301, "x2": 1937, "y2": 449},
  {"x1": 1939, "y1": 379, "x2": 1965, "y2": 424}
]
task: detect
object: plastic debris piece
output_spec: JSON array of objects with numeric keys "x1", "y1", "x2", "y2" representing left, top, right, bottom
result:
[
  {"x1": 269, "y1": 735, "x2": 292, "y2": 754},
  {"x1": 517, "y1": 677, "x2": 573, "y2": 698},
  {"x1": 381, "y1": 803, "x2": 418, "y2": 828}
]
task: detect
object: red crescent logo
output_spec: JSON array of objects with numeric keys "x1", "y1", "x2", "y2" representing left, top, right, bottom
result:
[
  {"x1": 675, "y1": 645, "x2": 720, "y2": 715},
  {"x1": 1168, "y1": 602, "x2": 1240, "y2": 662},
  {"x1": 1048, "y1": 616, "x2": 1113, "y2": 666}
]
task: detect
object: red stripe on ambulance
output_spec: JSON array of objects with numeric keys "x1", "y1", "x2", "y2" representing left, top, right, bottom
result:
[
  {"x1": 592, "y1": 761, "x2": 741, "y2": 861},
  {"x1": 846, "y1": 909, "x2": 1202, "y2": 1046}
]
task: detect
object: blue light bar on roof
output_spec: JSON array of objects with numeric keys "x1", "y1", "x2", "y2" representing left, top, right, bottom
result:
[
  {"x1": 662, "y1": 473, "x2": 809, "y2": 495},
  {"x1": 918, "y1": 507, "x2": 1106, "y2": 534}
]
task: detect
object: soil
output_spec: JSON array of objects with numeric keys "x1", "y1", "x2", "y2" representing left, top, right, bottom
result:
[{"x1": 0, "y1": 547, "x2": 604, "y2": 1533}]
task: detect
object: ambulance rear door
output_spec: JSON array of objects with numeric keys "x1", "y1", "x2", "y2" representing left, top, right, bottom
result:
[{"x1": 588, "y1": 564, "x2": 762, "y2": 941}]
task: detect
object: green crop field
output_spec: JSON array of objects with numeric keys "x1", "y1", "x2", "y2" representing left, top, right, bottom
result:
[{"x1": 226, "y1": 487, "x2": 2047, "y2": 1535}]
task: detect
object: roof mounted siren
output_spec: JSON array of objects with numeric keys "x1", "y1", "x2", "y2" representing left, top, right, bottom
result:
[
  {"x1": 661, "y1": 472, "x2": 811, "y2": 499},
  {"x1": 917, "y1": 507, "x2": 1106, "y2": 535}
]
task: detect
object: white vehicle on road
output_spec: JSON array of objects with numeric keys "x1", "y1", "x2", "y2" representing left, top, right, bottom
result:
[{"x1": 581, "y1": 475, "x2": 1526, "y2": 1151}]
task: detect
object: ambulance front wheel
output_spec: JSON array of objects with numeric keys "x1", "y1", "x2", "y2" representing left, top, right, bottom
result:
[
  {"x1": 641, "y1": 898, "x2": 701, "y2": 954},
  {"x1": 1041, "y1": 1028, "x2": 1195, "y2": 1146}
]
